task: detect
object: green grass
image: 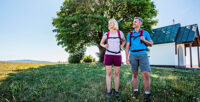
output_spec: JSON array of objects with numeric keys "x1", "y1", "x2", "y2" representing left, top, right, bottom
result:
[{"x1": 0, "y1": 62, "x2": 200, "y2": 102}]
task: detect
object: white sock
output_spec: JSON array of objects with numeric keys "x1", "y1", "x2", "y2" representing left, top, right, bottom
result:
[
  {"x1": 145, "y1": 91, "x2": 150, "y2": 94},
  {"x1": 134, "y1": 89, "x2": 138, "y2": 92}
]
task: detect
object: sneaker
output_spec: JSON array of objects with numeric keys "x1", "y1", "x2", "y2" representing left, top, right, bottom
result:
[
  {"x1": 132, "y1": 91, "x2": 139, "y2": 99},
  {"x1": 106, "y1": 92, "x2": 111, "y2": 98},
  {"x1": 144, "y1": 94, "x2": 151, "y2": 102},
  {"x1": 115, "y1": 91, "x2": 120, "y2": 98}
]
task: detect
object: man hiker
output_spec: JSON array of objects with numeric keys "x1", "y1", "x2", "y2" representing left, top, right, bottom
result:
[{"x1": 125, "y1": 17, "x2": 153, "y2": 101}]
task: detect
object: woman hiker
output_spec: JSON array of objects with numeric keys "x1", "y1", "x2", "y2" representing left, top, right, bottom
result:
[{"x1": 100, "y1": 18, "x2": 126, "y2": 98}]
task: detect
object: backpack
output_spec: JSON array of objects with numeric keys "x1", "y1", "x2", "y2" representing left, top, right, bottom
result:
[
  {"x1": 129, "y1": 29, "x2": 148, "y2": 52},
  {"x1": 106, "y1": 30, "x2": 121, "y2": 54}
]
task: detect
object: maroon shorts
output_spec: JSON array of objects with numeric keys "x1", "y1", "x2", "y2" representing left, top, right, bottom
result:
[{"x1": 104, "y1": 54, "x2": 122, "y2": 66}]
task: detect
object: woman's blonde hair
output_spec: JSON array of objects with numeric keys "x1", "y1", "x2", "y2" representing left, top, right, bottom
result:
[{"x1": 108, "y1": 18, "x2": 119, "y2": 30}]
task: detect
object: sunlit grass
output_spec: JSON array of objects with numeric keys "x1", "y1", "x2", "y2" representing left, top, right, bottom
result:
[
  {"x1": 0, "y1": 62, "x2": 199, "y2": 102},
  {"x1": 0, "y1": 62, "x2": 62, "y2": 83},
  {"x1": 150, "y1": 74, "x2": 159, "y2": 78}
]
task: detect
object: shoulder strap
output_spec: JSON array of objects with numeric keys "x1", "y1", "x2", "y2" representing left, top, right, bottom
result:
[
  {"x1": 140, "y1": 29, "x2": 147, "y2": 45},
  {"x1": 130, "y1": 31, "x2": 133, "y2": 46},
  {"x1": 117, "y1": 30, "x2": 121, "y2": 40},
  {"x1": 140, "y1": 29, "x2": 144, "y2": 36},
  {"x1": 117, "y1": 30, "x2": 121, "y2": 50},
  {"x1": 107, "y1": 31, "x2": 110, "y2": 43}
]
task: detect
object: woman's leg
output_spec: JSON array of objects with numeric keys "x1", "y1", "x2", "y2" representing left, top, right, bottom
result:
[
  {"x1": 114, "y1": 66, "x2": 120, "y2": 91},
  {"x1": 106, "y1": 66, "x2": 112, "y2": 92}
]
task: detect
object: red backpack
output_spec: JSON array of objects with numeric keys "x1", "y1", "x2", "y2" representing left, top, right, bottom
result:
[
  {"x1": 106, "y1": 30, "x2": 121, "y2": 54},
  {"x1": 107, "y1": 30, "x2": 121, "y2": 42},
  {"x1": 130, "y1": 29, "x2": 144, "y2": 46},
  {"x1": 129, "y1": 29, "x2": 148, "y2": 52}
]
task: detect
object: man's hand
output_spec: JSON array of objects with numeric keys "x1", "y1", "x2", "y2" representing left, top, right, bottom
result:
[
  {"x1": 140, "y1": 36, "x2": 153, "y2": 46},
  {"x1": 140, "y1": 36, "x2": 146, "y2": 42}
]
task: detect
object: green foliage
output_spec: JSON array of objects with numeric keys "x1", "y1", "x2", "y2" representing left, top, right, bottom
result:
[
  {"x1": 82, "y1": 55, "x2": 96, "y2": 63},
  {"x1": 68, "y1": 51, "x2": 85, "y2": 63},
  {"x1": 52, "y1": 0, "x2": 158, "y2": 62}
]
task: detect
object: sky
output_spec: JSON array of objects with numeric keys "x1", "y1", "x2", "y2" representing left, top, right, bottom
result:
[{"x1": 0, "y1": 0, "x2": 200, "y2": 64}]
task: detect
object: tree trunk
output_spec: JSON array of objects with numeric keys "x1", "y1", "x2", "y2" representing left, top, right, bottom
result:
[{"x1": 97, "y1": 44, "x2": 105, "y2": 63}]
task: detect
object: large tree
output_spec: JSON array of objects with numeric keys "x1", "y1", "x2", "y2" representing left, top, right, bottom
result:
[{"x1": 52, "y1": 0, "x2": 158, "y2": 62}]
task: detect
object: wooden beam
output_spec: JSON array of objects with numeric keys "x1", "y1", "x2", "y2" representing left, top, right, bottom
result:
[
  {"x1": 190, "y1": 43, "x2": 193, "y2": 68},
  {"x1": 176, "y1": 42, "x2": 192, "y2": 45}
]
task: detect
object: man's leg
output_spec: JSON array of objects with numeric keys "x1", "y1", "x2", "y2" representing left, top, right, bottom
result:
[
  {"x1": 129, "y1": 54, "x2": 139, "y2": 98},
  {"x1": 132, "y1": 72, "x2": 139, "y2": 90},
  {"x1": 132, "y1": 72, "x2": 139, "y2": 98},
  {"x1": 139, "y1": 55, "x2": 151, "y2": 101},
  {"x1": 142, "y1": 71, "x2": 151, "y2": 102},
  {"x1": 142, "y1": 71, "x2": 150, "y2": 93}
]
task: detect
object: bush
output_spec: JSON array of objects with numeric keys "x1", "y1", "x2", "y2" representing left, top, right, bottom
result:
[
  {"x1": 82, "y1": 55, "x2": 95, "y2": 63},
  {"x1": 68, "y1": 52, "x2": 84, "y2": 64}
]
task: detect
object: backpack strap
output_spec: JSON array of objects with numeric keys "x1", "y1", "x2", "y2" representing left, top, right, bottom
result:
[
  {"x1": 106, "y1": 49, "x2": 121, "y2": 54},
  {"x1": 129, "y1": 29, "x2": 145, "y2": 47},
  {"x1": 105, "y1": 30, "x2": 121, "y2": 54},
  {"x1": 130, "y1": 31, "x2": 133, "y2": 47},
  {"x1": 131, "y1": 49, "x2": 148, "y2": 52},
  {"x1": 140, "y1": 29, "x2": 144, "y2": 36},
  {"x1": 106, "y1": 31, "x2": 110, "y2": 43},
  {"x1": 117, "y1": 30, "x2": 121, "y2": 40},
  {"x1": 117, "y1": 30, "x2": 121, "y2": 50},
  {"x1": 140, "y1": 29, "x2": 144, "y2": 43},
  {"x1": 107, "y1": 30, "x2": 121, "y2": 42},
  {"x1": 129, "y1": 29, "x2": 149, "y2": 52}
]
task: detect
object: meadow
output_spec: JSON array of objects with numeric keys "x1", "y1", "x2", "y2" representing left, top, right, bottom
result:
[{"x1": 0, "y1": 62, "x2": 199, "y2": 102}]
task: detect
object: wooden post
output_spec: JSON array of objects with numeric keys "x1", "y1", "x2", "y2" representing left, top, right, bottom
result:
[
  {"x1": 190, "y1": 43, "x2": 192, "y2": 68},
  {"x1": 184, "y1": 44, "x2": 186, "y2": 56},
  {"x1": 197, "y1": 46, "x2": 200, "y2": 67},
  {"x1": 175, "y1": 43, "x2": 177, "y2": 55},
  {"x1": 178, "y1": 46, "x2": 179, "y2": 67},
  {"x1": 197, "y1": 38, "x2": 200, "y2": 68}
]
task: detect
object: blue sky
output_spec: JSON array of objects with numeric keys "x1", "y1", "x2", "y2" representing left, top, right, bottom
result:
[{"x1": 0, "y1": 0, "x2": 200, "y2": 64}]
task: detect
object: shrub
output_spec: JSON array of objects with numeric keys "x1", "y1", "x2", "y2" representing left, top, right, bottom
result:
[
  {"x1": 82, "y1": 55, "x2": 95, "y2": 63},
  {"x1": 68, "y1": 52, "x2": 84, "y2": 63}
]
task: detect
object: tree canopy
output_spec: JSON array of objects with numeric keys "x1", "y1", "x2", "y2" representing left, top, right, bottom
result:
[{"x1": 52, "y1": 0, "x2": 158, "y2": 62}]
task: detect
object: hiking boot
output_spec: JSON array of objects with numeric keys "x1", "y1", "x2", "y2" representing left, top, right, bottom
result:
[
  {"x1": 106, "y1": 92, "x2": 111, "y2": 98},
  {"x1": 115, "y1": 91, "x2": 120, "y2": 98},
  {"x1": 132, "y1": 91, "x2": 139, "y2": 99},
  {"x1": 144, "y1": 94, "x2": 151, "y2": 102}
]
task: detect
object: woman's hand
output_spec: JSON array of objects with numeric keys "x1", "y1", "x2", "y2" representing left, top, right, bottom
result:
[
  {"x1": 104, "y1": 44, "x2": 108, "y2": 49},
  {"x1": 120, "y1": 45, "x2": 124, "y2": 50}
]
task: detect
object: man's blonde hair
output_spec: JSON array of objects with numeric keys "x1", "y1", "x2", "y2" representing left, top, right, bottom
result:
[{"x1": 108, "y1": 18, "x2": 119, "y2": 30}]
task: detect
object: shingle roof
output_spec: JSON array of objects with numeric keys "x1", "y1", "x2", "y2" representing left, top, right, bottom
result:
[
  {"x1": 175, "y1": 24, "x2": 199, "y2": 43},
  {"x1": 150, "y1": 24, "x2": 199, "y2": 44}
]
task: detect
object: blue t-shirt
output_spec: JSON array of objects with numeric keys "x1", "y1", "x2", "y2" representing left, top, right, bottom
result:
[{"x1": 126, "y1": 29, "x2": 152, "y2": 55}]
